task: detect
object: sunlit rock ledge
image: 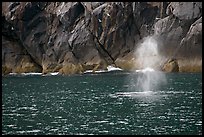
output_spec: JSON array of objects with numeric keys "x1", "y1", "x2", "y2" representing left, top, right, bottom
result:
[
  {"x1": 2, "y1": 59, "x2": 202, "y2": 77},
  {"x1": 115, "y1": 52, "x2": 202, "y2": 73},
  {"x1": 2, "y1": 65, "x2": 125, "y2": 76}
]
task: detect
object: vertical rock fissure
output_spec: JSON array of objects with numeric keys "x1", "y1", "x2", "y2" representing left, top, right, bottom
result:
[
  {"x1": 79, "y1": 5, "x2": 116, "y2": 65},
  {"x1": 88, "y1": 27, "x2": 115, "y2": 65}
]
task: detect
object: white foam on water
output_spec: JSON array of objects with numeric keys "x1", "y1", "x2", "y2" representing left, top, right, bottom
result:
[
  {"x1": 110, "y1": 90, "x2": 164, "y2": 103},
  {"x1": 8, "y1": 73, "x2": 18, "y2": 75},
  {"x1": 50, "y1": 72, "x2": 59, "y2": 75},
  {"x1": 107, "y1": 65, "x2": 123, "y2": 71},
  {"x1": 17, "y1": 106, "x2": 37, "y2": 111},
  {"x1": 114, "y1": 91, "x2": 154, "y2": 97},
  {"x1": 26, "y1": 130, "x2": 41, "y2": 133},
  {"x1": 83, "y1": 70, "x2": 106, "y2": 74},
  {"x1": 8, "y1": 72, "x2": 42, "y2": 76},
  {"x1": 117, "y1": 121, "x2": 128, "y2": 124},
  {"x1": 95, "y1": 70, "x2": 107, "y2": 73},
  {"x1": 83, "y1": 70, "x2": 93, "y2": 73},
  {"x1": 90, "y1": 120, "x2": 109, "y2": 124},
  {"x1": 136, "y1": 67, "x2": 155, "y2": 73},
  {"x1": 7, "y1": 125, "x2": 16, "y2": 127},
  {"x1": 84, "y1": 65, "x2": 122, "y2": 74},
  {"x1": 17, "y1": 130, "x2": 41, "y2": 134},
  {"x1": 22, "y1": 73, "x2": 42, "y2": 75},
  {"x1": 8, "y1": 72, "x2": 60, "y2": 76},
  {"x1": 42, "y1": 72, "x2": 60, "y2": 76}
]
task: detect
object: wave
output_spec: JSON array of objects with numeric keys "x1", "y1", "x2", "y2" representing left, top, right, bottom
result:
[
  {"x1": 83, "y1": 70, "x2": 107, "y2": 74},
  {"x1": 135, "y1": 67, "x2": 155, "y2": 73},
  {"x1": 42, "y1": 72, "x2": 60, "y2": 76},
  {"x1": 8, "y1": 72, "x2": 59, "y2": 76},
  {"x1": 8, "y1": 72, "x2": 42, "y2": 76},
  {"x1": 84, "y1": 66, "x2": 123, "y2": 74},
  {"x1": 50, "y1": 72, "x2": 59, "y2": 75},
  {"x1": 114, "y1": 91, "x2": 154, "y2": 97},
  {"x1": 7, "y1": 66, "x2": 123, "y2": 76},
  {"x1": 107, "y1": 65, "x2": 123, "y2": 71}
]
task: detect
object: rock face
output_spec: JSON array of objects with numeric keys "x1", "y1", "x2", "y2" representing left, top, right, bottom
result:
[
  {"x1": 2, "y1": 2, "x2": 202, "y2": 75},
  {"x1": 154, "y1": 2, "x2": 202, "y2": 72},
  {"x1": 163, "y1": 59, "x2": 179, "y2": 72}
]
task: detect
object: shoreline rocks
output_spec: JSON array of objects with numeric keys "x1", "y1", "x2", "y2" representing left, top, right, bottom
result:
[{"x1": 2, "y1": 2, "x2": 202, "y2": 75}]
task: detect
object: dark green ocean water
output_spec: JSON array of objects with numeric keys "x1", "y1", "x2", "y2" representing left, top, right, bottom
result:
[{"x1": 2, "y1": 71, "x2": 202, "y2": 135}]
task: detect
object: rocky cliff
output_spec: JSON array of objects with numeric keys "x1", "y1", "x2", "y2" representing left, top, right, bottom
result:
[{"x1": 2, "y1": 2, "x2": 202, "y2": 75}]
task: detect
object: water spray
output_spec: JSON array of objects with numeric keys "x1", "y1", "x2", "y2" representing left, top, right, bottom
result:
[{"x1": 132, "y1": 35, "x2": 167, "y2": 92}]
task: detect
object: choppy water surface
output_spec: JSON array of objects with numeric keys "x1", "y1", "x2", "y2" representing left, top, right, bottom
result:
[{"x1": 2, "y1": 72, "x2": 202, "y2": 135}]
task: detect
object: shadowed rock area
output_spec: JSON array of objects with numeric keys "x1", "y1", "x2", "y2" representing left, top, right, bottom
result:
[{"x1": 2, "y1": 2, "x2": 202, "y2": 75}]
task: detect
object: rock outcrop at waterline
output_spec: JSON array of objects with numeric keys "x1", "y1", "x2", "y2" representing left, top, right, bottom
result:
[{"x1": 2, "y1": 2, "x2": 202, "y2": 75}]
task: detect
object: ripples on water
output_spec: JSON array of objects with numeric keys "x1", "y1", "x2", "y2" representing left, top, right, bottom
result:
[{"x1": 2, "y1": 72, "x2": 202, "y2": 135}]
